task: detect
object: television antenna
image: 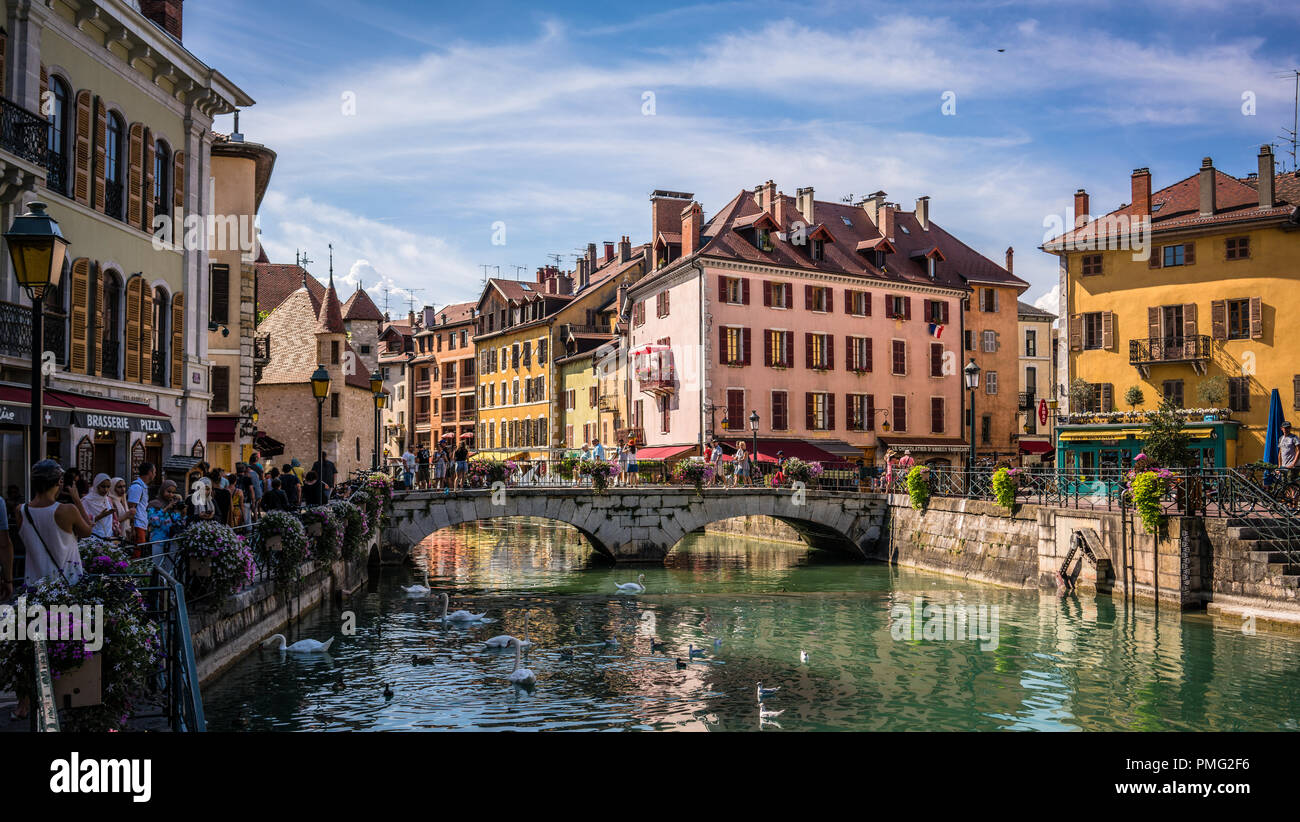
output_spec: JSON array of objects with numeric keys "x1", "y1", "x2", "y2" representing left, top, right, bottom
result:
[{"x1": 1279, "y1": 69, "x2": 1299, "y2": 173}]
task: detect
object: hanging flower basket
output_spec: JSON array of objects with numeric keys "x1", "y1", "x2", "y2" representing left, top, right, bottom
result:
[
  {"x1": 252, "y1": 511, "x2": 309, "y2": 590},
  {"x1": 329, "y1": 500, "x2": 368, "y2": 562},
  {"x1": 179, "y1": 520, "x2": 255, "y2": 601},
  {"x1": 306, "y1": 521, "x2": 323, "y2": 538},
  {"x1": 188, "y1": 555, "x2": 213, "y2": 578},
  {"x1": 53, "y1": 653, "x2": 102, "y2": 709},
  {"x1": 300, "y1": 506, "x2": 342, "y2": 562}
]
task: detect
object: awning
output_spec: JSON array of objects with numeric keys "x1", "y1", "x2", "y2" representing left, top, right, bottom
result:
[
  {"x1": 1020, "y1": 440, "x2": 1053, "y2": 455},
  {"x1": 45, "y1": 389, "x2": 174, "y2": 433},
  {"x1": 746, "y1": 439, "x2": 850, "y2": 464},
  {"x1": 1058, "y1": 428, "x2": 1144, "y2": 442},
  {"x1": 253, "y1": 432, "x2": 285, "y2": 458},
  {"x1": 0, "y1": 385, "x2": 75, "y2": 428},
  {"x1": 635, "y1": 445, "x2": 695, "y2": 461},
  {"x1": 207, "y1": 416, "x2": 238, "y2": 443}
]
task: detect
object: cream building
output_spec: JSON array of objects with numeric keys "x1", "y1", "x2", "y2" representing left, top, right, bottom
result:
[{"x1": 1017, "y1": 300, "x2": 1057, "y2": 464}]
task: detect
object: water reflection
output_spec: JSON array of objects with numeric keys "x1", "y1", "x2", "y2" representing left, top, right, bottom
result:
[{"x1": 202, "y1": 518, "x2": 1300, "y2": 731}]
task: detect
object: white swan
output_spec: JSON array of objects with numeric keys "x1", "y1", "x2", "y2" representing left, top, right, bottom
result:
[
  {"x1": 615, "y1": 573, "x2": 646, "y2": 593},
  {"x1": 506, "y1": 637, "x2": 536, "y2": 688},
  {"x1": 800, "y1": 650, "x2": 809, "y2": 664},
  {"x1": 262, "y1": 634, "x2": 335, "y2": 653},
  {"x1": 438, "y1": 592, "x2": 492, "y2": 623},
  {"x1": 756, "y1": 682, "x2": 780, "y2": 701},
  {"x1": 759, "y1": 706, "x2": 785, "y2": 719},
  {"x1": 401, "y1": 569, "x2": 431, "y2": 595},
  {"x1": 485, "y1": 612, "x2": 532, "y2": 648}
]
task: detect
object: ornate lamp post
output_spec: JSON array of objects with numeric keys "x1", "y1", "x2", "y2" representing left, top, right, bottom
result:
[
  {"x1": 749, "y1": 410, "x2": 760, "y2": 471},
  {"x1": 369, "y1": 370, "x2": 383, "y2": 470},
  {"x1": 964, "y1": 357, "x2": 981, "y2": 492},
  {"x1": 5, "y1": 203, "x2": 69, "y2": 471},
  {"x1": 310, "y1": 365, "x2": 331, "y2": 482},
  {"x1": 373, "y1": 392, "x2": 387, "y2": 472}
]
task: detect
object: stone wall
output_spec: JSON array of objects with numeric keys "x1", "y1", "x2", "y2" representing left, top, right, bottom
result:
[
  {"x1": 880, "y1": 494, "x2": 1041, "y2": 589},
  {"x1": 704, "y1": 515, "x2": 805, "y2": 545}
]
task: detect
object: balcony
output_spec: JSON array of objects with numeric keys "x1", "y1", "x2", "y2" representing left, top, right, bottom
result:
[
  {"x1": 105, "y1": 183, "x2": 124, "y2": 222},
  {"x1": 414, "y1": 379, "x2": 431, "y2": 394},
  {"x1": 441, "y1": 377, "x2": 456, "y2": 391},
  {"x1": 100, "y1": 339, "x2": 120, "y2": 379},
  {"x1": 1018, "y1": 391, "x2": 1036, "y2": 411},
  {"x1": 0, "y1": 301, "x2": 66, "y2": 364},
  {"x1": 459, "y1": 372, "x2": 475, "y2": 388},
  {"x1": 1129, "y1": 335, "x2": 1211, "y2": 377},
  {"x1": 598, "y1": 394, "x2": 619, "y2": 412},
  {"x1": 0, "y1": 97, "x2": 49, "y2": 168},
  {"x1": 415, "y1": 411, "x2": 431, "y2": 425}
]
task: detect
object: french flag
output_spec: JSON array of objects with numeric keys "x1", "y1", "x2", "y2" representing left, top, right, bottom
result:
[{"x1": 927, "y1": 323, "x2": 944, "y2": 338}]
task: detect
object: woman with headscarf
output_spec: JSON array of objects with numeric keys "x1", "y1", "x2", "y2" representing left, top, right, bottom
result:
[
  {"x1": 146, "y1": 480, "x2": 185, "y2": 559},
  {"x1": 109, "y1": 477, "x2": 130, "y2": 539},
  {"x1": 82, "y1": 473, "x2": 119, "y2": 539}
]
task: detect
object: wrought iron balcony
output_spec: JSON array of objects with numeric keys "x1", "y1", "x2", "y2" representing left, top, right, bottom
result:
[
  {"x1": 100, "y1": 339, "x2": 120, "y2": 379},
  {"x1": 0, "y1": 301, "x2": 66, "y2": 364},
  {"x1": 459, "y1": 372, "x2": 475, "y2": 388},
  {"x1": 152, "y1": 352, "x2": 166, "y2": 386},
  {"x1": 1018, "y1": 391, "x2": 1037, "y2": 411},
  {"x1": 45, "y1": 151, "x2": 68, "y2": 197},
  {"x1": 1129, "y1": 335, "x2": 1211, "y2": 376},
  {"x1": 105, "y1": 183, "x2": 124, "y2": 222},
  {"x1": 0, "y1": 97, "x2": 49, "y2": 167}
]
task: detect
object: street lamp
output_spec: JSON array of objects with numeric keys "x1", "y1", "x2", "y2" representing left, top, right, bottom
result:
[
  {"x1": 749, "y1": 410, "x2": 759, "y2": 470},
  {"x1": 964, "y1": 358, "x2": 981, "y2": 483},
  {"x1": 369, "y1": 370, "x2": 384, "y2": 471},
  {"x1": 373, "y1": 392, "x2": 387, "y2": 471},
  {"x1": 310, "y1": 364, "x2": 331, "y2": 483},
  {"x1": 5, "y1": 203, "x2": 69, "y2": 470}
]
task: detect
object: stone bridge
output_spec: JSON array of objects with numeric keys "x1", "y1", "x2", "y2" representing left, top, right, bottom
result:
[{"x1": 383, "y1": 487, "x2": 889, "y2": 563}]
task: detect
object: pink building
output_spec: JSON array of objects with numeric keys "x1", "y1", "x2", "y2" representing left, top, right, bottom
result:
[{"x1": 627, "y1": 183, "x2": 1026, "y2": 467}]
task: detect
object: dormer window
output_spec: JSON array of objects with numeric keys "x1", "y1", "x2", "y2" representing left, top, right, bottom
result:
[
  {"x1": 757, "y1": 228, "x2": 773, "y2": 252},
  {"x1": 927, "y1": 257, "x2": 937, "y2": 278},
  {"x1": 875, "y1": 250, "x2": 886, "y2": 268},
  {"x1": 811, "y1": 238, "x2": 824, "y2": 260}
]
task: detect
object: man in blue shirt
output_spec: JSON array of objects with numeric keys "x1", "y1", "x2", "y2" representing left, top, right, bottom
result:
[{"x1": 127, "y1": 462, "x2": 155, "y2": 551}]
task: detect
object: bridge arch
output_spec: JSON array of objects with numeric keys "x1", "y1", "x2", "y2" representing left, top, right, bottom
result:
[{"x1": 384, "y1": 488, "x2": 887, "y2": 564}]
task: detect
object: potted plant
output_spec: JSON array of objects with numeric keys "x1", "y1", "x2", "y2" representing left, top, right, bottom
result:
[
  {"x1": 906, "y1": 465, "x2": 931, "y2": 510},
  {"x1": 179, "y1": 520, "x2": 255, "y2": 599},
  {"x1": 300, "y1": 505, "x2": 342, "y2": 562},
  {"x1": 252, "y1": 511, "x2": 310, "y2": 590},
  {"x1": 329, "y1": 500, "x2": 369, "y2": 562},
  {"x1": 579, "y1": 459, "x2": 613, "y2": 492},
  {"x1": 671, "y1": 460, "x2": 714, "y2": 497},
  {"x1": 1197, "y1": 376, "x2": 1227, "y2": 419},
  {"x1": 992, "y1": 466, "x2": 1019, "y2": 512}
]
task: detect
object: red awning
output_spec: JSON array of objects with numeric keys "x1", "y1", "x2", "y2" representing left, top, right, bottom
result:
[
  {"x1": 749, "y1": 439, "x2": 841, "y2": 464},
  {"x1": 46, "y1": 389, "x2": 170, "y2": 418},
  {"x1": 1020, "y1": 440, "x2": 1053, "y2": 454},
  {"x1": 207, "y1": 417, "x2": 238, "y2": 442},
  {"x1": 635, "y1": 445, "x2": 694, "y2": 461}
]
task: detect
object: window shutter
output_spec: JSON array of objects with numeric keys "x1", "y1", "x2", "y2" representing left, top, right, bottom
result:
[
  {"x1": 74, "y1": 90, "x2": 92, "y2": 206},
  {"x1": 903, "y1": 297, "x2": 912, "y2": 320},
  {"x1": 1102, "y1": 312, "x2": 1114, "y2": 350},
  {"x1": 742, "y1": 279, "x2": 750, "y2": 305},
  {"x1": 742, "y1": 327, "x2": 751, "y2": 365},
  {"x1": 805, "y1": 393, "x2": 815, "y2": 430},
  {"x1": 784, "y1": 332, "x2": 794, "y2": 368},
  {"x1": 865, "y1": 292, "x2": 871, "y2": 317},
  {"x1": 846, "y1": 336, "x2": 855, "y2": 371},
  {"x1": 718, "y1": 275, "x2": 727, "y2": 300},
  {"x1": 1182, "y1": 303, "x2": 1198, "y2": 350},
  {"x1": 0, "y1": 35, "x2": 5, "y2": 108},
  {"x1": 142, "y1": 128, "x2": 155, "y2": 231},
  {"x1": 804, "y1": 285, "x2": 814, "y2": 310},
  {"x1": 805, "y1": 333, "x2": 813, "y2": 369},
  {"x1": 826, "y1": 289, "x2": 834, "y2": 313},
  {"x1": 1294, "y1": 375, "x2": 1300, "y2": 411},
  {"x1": 941, "y1": 301, "x2": 949, "y2": 324},
  {"x1": 1184, "y1": 242, "x2": 1195, "y2": 265},
  {"x1": 844, "y1": 289, "x2": 852, "y2": 314},
  {"x1": 1250, "y1": 297, "x2": 1263, "y2": 339},
  {"x1": 211, "y1": 366, "x2": 230, "y2": 413},
  {"x1": 173, "y1": 150, "x2": 185, "y2": 211},
  {"x1": 864, "y1": 338, "x2": 872, "y2": 372},
  {"x1": 171, "y1": 293, "x2": 184, "y2": 389},
  {"x1": 663, "y1": 289, "x2": 669, "y2": 316},
  {"x1": 127, "y1": 122, "x2": 143, "y2": 227},
  {"x1": 1101, "y1": 383, "x2": 1114, "y2": 412},
  {"x1": 1149, "y1": 248, "x2": 1162, "y2": 269},
  {"x1": 124, "y1": 276, "x2": 142, "y2": 382},
  {"x1": 764, "y1": 330, "x2": 773, "y2": 366},
  {"x1": 763, "y1": 281, "x2": 771, "y2": 307},
  {"x1": 932, "y1": 397, "x2": 944, "y2": 433},
  {"x1": 70, "y1": 259, "x2": 90, "y2": 374},
  {"x1": 93, "y1": 97, "x2": 106, "y2": 211},
  {"x1": 826, "y1": 393, "x2": 835, "y2": 430},
  {"x1": 1147, "y1": 306, "x2": 1161, "y2": 341},
  {"x1": 930, "y1": 343, "x2": 942, "y2": 377},
  {"x1": 719, "y1": 325, "x2": 729, "y2": 364},
  {"x1": 1069, "y1": 314, "x2": 1083, "y2": 351},
  {"x1": 39, "y1": 62, "x2": 46, "y2": 104},
  {"x1": 1211, "y1": 300, "x2": 1227, "y2": 340},
  {"x1": 139, "y1": 287, "x2": 154, "y2": 385},
  {"x1": 993, "y1": 290, "x2": 1000, "y2": 313}
]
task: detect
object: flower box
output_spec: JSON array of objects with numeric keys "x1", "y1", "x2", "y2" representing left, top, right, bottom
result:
[
  {"x1": 53, "y1": 653, "x2": 103, "y2": 708},
  {"x1": 188, "y1": 555, "x2": 213, "y2": 578},
  {"x1": 306, "y1": 522, "x2": 322, "y2": 538},
  {"x1": 266, "y1": 535, "x2": 283, "y2": 552}
]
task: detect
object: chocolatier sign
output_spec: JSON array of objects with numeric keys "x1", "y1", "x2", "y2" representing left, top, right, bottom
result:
[{"x1": 73, "y1": 411, "x2": 174, "y2": 434}]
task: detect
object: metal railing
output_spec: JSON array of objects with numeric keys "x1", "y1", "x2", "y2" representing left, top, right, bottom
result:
[
  {"x1": 105, "y1": 183, "x2": 124, "y2": 221},
  {"x1": 0, "y1": 300, "x2": 66, "y2": 363},
  {"x1": 1130, "y1": 334, "x2": 1211, "y2": 366},
  {"x1": 0, "y1": 97, "x2": 49, "y2": 166}
]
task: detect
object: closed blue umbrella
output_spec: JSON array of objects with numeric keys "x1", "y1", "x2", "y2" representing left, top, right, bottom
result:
[{"x1": 1264, "y1": 388, "x2": 1283, "y2": 465}]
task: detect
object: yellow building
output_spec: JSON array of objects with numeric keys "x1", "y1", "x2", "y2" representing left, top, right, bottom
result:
[
  {"x1": 1043, "y1": 147, "x2": 1300, "y2": 469},
  {"x1": 474, "y1": 238, "x2": 645, "y2": 460},
  {"x1": 557, "y1": 347, "x2": 602, "y2": 450}
]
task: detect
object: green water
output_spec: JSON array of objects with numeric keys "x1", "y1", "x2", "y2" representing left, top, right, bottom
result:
[{"x1": 202, "y1": 519, "x2": 1300, "y2": 731}]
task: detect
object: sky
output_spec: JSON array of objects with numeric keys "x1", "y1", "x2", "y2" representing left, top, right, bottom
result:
[{"x1": 181, "y1": 0, "x2": 1300, "y2": 318}]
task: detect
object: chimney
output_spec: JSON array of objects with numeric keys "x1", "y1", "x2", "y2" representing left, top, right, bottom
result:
[
  {"x1": 586, "y1": 242, "x2": 597, "y2": 276},
  {"x1": 618, "y1": 235, "x2": 631, "y2": 263},
  {"x1": 536, "y1": 266, "x2": 547, "y2": 284},
  {"x1": 878, "y1": 203, "x2": 895, "y2": 243},
  {"x1": 139, "y1": 0, "x2": 184, "y2": 41},
  {"x1": 773, "y1": 190, "x2": 787, "y2": 227},
  {"x1": 650, "y1": 190, "x2": 694, "y2": 247},
  {"x1": 1005, "y1": 246, "x2": 1014, "y2": 274},
  {"x1": 556, "y1": 273, "x2": 573, "y2": 296},
  {"x1": 795, "y1": 186, "x2": 815, "y2": 225},
  {"x1": 1199, "y1": 157, "x2": 1216, "y2": 216},
  {"x1": 862, "y1": 191, "x2": 887, "y2": 229},
  {"x1": 1074, "y1": 188, "x2": 1090, "y2": 227},
  {"x1": 915, "y1": 195, "x2": 930, "y2": 230},
  {"x1": 762, "y1": 180, "x2": 777, "y2": 216},
  {"x1": 603, "y1": 241, "x2": 615, "y2": 265},
  {"x1": 681, "y1": 201, "x2": 702, "y2": 257},
  {"x1": 576, "y1": 258, "x2": 588, "y2": 290},
  {"x1": 1130, "y1": 169, "x2": 1151, "y2": 222},
  {"x1": 1258, "y1": 145, "x2": 1275, "y2": 209}
]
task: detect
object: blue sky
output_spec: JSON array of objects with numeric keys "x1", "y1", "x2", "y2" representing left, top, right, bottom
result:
[{"x1": 182, "y1": 0, "x2": 1300, "y2": 316}]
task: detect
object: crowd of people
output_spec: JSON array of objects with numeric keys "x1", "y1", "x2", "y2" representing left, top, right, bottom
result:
[{"x1": 399, "y1": 438, "x2": 472, "y2": 491}]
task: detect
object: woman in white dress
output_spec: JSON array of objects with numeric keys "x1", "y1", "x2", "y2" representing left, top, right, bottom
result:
[
  {"x1": 81, "y1": 473, "x2": 119, "y2": 539},
  {"x1": 17, "y1": 460, "x2": 95, "y2": 587}
]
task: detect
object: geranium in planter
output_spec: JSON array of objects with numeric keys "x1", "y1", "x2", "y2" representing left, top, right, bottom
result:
[
  {"x1": 671, "y1": 460, "x2": 714, "y2": 496},
  {"x1": 252, "y1": 511, "x2": 310, "y2": 590},
  {"x1": 349, "y1": 489, "x2": 381, "y2": 537},
  {"x1": 579, "y1": 459, "x2": 614, "y2": 492},
  {"x1": 300, "y1": 505, "x2": 343, "y2": 562},
  {"x1": 329, "y1": 500, "x2": 369, "y2": 562},
  {"x1": 179, "y1": 520, "x2": 255, "y2": 601}
]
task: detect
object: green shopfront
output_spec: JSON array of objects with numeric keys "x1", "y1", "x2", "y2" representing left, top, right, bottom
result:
[{"x1": 1055, "y1": 419, "x2": 1239, "y2": 476}]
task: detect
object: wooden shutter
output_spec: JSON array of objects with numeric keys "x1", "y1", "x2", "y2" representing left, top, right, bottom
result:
[
  {"x1": 211, "y1": 366, "x2": 230, "y2": 413},
  {"x1": 763, "y1": 281, "x2": 771, "y2": 307},
  {"x1": 142, "y1": 128, "x2": 155, "y2": 231},
  {"x1": 662, "y1": 289, "x2": 669, "y2": 316},
  {"x1": 764, "y1": 330, "x2": 773, "y2": 366},
  {"x1": 1147, "y1": 306, "x2": 1161, "y2": 342},
  {"x1": 93, "y1": 98, "x2": 106, "y2": 211},
  {"x1": 742, "y1": 327, "x2": 751, "y2": 365},
  {"x1": 211, "y1": 265, "x2": 230, "y2": 325},
  {"x1": 845, "y1": 336, "x2": 855, "y2": 371},
  {"x1": 1102, "y1": 312, "x2": 1114, "y2": 350},
  {"x1": 127, "y1": 123, "x2": 144, "y2": 227},
  {"x1": 171, "y1": 292, "x2": 184, "y2": 389},
  {"x1": 39, "y1": 64, "x2": 46, "y2": 104},
  {"x1": 69, "y1": 259, "x2": 90, "y2": 374},
  {"x1": 864, "y1": 338, "x2": 872, "y2": 372},
  {"x1": 941, "y1": 301, "x2": 949, "y2": 323},
  {"x1": 805, "y1": 333, "x2": 813, "y2": 369},
  {"x1": 803, "y1": 285, "x2": 813, "y2": 310},
  {"x1": 903, "y1": 297, "x2": 912, "y2": 320},
  {"x1": 718, "y1": 275, "x2": 727, "y2": 300},
  {"x1": 173, "y1": 150, "x2": 185, "y2": 211},
  {"x1": 1068, "y1": 315, "x2": 1082, "y2": 351},
  {"x1": 844, "y1": 289, "x2": 852, "y2": 314},
  {"x1": 864, "y1": 292, "x2": 871, "y2": 317},
  {"x1": 741, "y1": 279, "x2": 750, "y2": 305},
  {"x1": 826, "y1": 289, "x2": 834, "y2": 313},
  {"x1": 140, "y1": 287, "x2": 154, "y2": 384},
  {"x1": 825, "y1": 334, "x2": 834, "y2": 370},
  {"x1": 826, "y1": 394, "x2": 835, "y2": 430},
  {"x1": 1250, "y1": 296, "x2": 1263, "y2": 339},
  {"x1": 1149, "y1": 247, "x2": 1162, "y2": 269},
  {"x1": 1183, "y1": 242, "x2": 1195, "y2": 265},
  {"x1": 805, "y1": 393, "x2": 815, "y2": 430},
  {"x1": 125, "y1": 276, "x2": 142, "y2": 382},
  {"x1": 1101, "y1": 383, "x2": 1114, "y2": 412},
  {"x1": 719, "y1": 325, "x2": 728, "y2": 364},
  {"x1": 1211, "y1": 300, "x2": 1227, "y2": 340},
  {"x1": 932, "y1": 397, "x2": 944, "y2": 434},
  {"x1": 92, "y1": 263, "x2": 104, "y2": 376},
  {"x1": 1182, "y1": 303, "x2": 1198, "y2": 356},
  {"x1": 1294, "y1": 375, "x2": 1300, "y2": 411},
  {"x1": 930, "y1": 343, "x2": 943, "y2": 377},
  {"x1": 74, "y1": 91, "x2": 92, "y2": 205}
]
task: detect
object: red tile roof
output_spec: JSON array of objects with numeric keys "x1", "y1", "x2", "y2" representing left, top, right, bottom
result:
[
  {"x1": 256, "y1": 263, "x2": 324, "y2": 315},
  {"x1": 342, "y1": 287, "x2": 384, "y2": 322},
  {"x1": 316, "y1": 279, "x2": 346, "y2": 334}
]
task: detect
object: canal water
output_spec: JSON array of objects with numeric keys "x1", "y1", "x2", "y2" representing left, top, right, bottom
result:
[{"x1": 203, "y1": 519, "x2": 1300, "y2": 731}]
